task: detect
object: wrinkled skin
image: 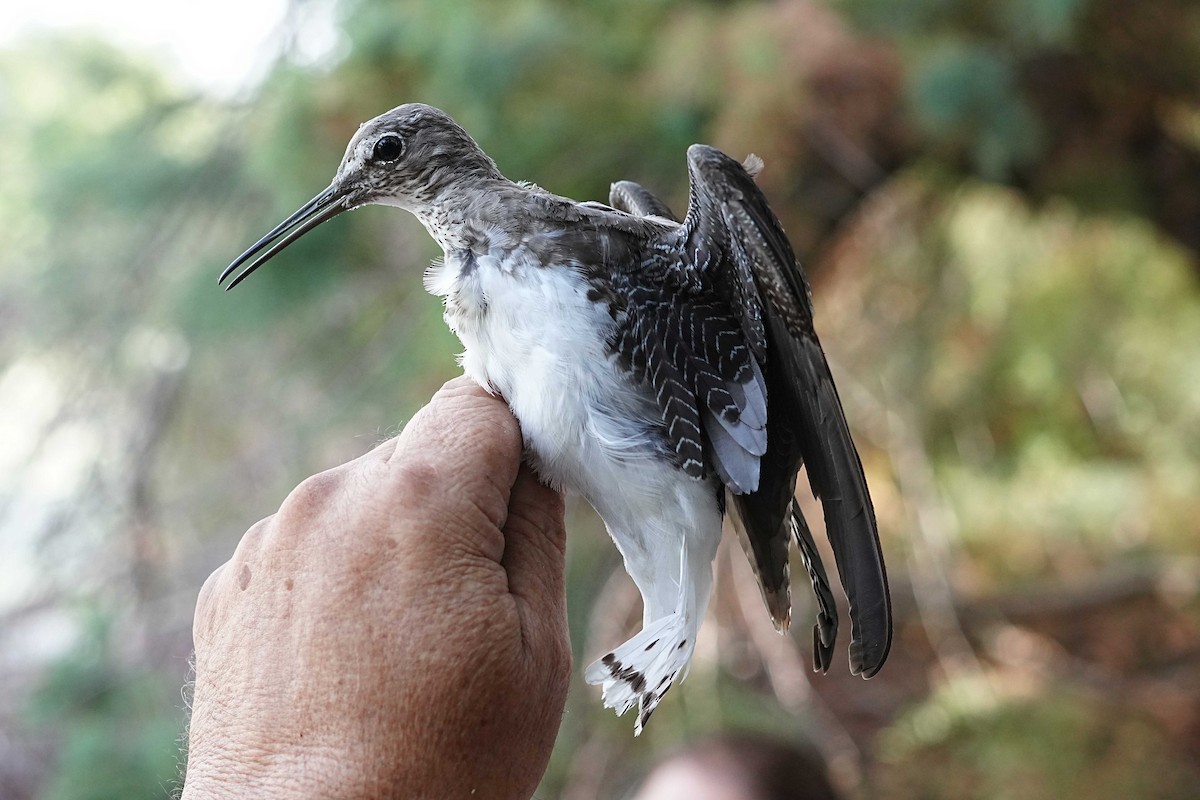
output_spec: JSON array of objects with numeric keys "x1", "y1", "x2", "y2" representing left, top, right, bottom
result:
[{"x1": 183, "y1": 378, "x2": 570, "y2": 800}]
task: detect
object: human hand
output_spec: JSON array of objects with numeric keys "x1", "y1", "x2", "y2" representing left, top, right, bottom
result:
[{"x1": 182, "y1": 377, "x2": 570, "y2": 800}]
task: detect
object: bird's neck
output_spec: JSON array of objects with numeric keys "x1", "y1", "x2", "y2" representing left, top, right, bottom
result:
[{"x1": 411, "y1": 178, "x2": 529, "y2": 253}]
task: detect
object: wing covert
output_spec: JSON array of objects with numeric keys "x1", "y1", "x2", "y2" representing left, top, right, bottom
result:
[
  {"x1": 609, "y1": 180, "x2": 680, "y2": 222},
  {"x1": 608, "y1": 270, "x2": 767, "y2": 493}
]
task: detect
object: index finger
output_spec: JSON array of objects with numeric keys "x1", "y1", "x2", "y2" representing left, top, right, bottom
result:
[{"x1": 386, "y1": 375, "x2": 526, "y2": 531}]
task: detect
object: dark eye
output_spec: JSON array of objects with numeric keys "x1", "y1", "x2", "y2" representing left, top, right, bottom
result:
[{"x1": 372, "y1": 133, "x2": 404, "y2": 162}]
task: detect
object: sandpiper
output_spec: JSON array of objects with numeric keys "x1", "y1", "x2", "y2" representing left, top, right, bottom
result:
[{"x1": 222, "y1": 103, "x2": 892, "y2": 733}]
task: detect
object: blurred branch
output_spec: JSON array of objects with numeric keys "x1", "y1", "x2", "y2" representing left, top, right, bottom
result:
[
  {"x1": 725, "y1": 543, "x2": 811, "y2": 712},
  {"x1": 725, "y1": 542, "x2": 865, "y2": 794},
  {"x1": 803, "y1": 116, "x2": 888, "y2": 193},
  {"x1": 881, "y1": 392, "x2": 988, "y2": 681},
  {"x1": 123, "y1": 353, "x2": 188, "y2": 609},
  {"x1": 833, "y1": 357, "x2": 987, "y2": 683},
  {"x1": 960, "y1": 558, "x2": 1200, "y2": 624}
]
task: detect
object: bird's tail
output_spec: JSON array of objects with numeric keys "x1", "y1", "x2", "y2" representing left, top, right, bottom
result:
[
  {"x1": 586, "y1": 544, "x2": 709, "y2": 735},
  {"x1": 584, "y1": 611, "x2": 696, "y2": 735}
]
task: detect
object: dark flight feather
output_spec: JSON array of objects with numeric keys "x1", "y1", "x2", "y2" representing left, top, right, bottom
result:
[{"x1": 608, "y1": 148, "x2": 892, "y2": 677}]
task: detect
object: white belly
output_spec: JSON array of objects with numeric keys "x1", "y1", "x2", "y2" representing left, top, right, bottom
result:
[
  {"x1": 426, "y1": 248, "x2": 723, "y2": 728},
  {"x1": 429, "y1": 254, "x2": 720, "y2": 603},
  {"x1": 437, "y1": 254, "x2": 655, "y2": 489}
]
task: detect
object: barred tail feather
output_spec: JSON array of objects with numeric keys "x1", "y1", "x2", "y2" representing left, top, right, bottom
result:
[{"x1": 584, "y1": 612, "x2": 696, "y2": 735}]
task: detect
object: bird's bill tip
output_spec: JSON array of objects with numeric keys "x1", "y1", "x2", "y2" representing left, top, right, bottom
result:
[{"x1": 219, "y1": 184, "x2": 349, "y2": 289}]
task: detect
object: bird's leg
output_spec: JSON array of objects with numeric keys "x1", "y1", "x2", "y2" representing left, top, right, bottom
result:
[{"x1": 584, "y1": 521, "x2": 719, "y2": 734}]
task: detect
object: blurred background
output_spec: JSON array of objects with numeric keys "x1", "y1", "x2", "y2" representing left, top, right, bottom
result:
[{"x1": 2, "y1": 0, "x2": 1200, "y2": 797}]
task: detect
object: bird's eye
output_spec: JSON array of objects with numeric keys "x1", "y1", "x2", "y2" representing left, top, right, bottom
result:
[{"x1": 372, "y1": 133, "x2": 404, "y2": 162}]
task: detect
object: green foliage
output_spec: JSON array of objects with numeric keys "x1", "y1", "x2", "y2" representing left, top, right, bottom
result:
[
  {"x1": 840, "y1": 0, "x2": 1087, "y2": 45},
  {"x1": 838, "y1": 0, "x2": 1087, "y2": 177},
  {"x1": 826, "y1": 176, "x2": 1200, "y2": 585},
  {"x1": 909, "y1": 42, "x2": 1043, "y2": 177},
  {"x1": 26, "y1": 611, "x2": 183, "y2": 800},
  {"x1": 326, "y1": 0, "x2": 705, "y2": 200},
  {"x1": 0, "y1": 36, "x2": 245, "y2": 346},
  {"x1": 877, "y1": 676, "x2": 1200, "y2": 799}
]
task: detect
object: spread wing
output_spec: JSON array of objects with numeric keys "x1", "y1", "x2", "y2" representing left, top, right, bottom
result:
[
  {"x1": 610, "y1": 147, "x2": 892, "y2": 677},
  {"x1": 607, "y1": 179, "x2": 767, "y2": 493}
]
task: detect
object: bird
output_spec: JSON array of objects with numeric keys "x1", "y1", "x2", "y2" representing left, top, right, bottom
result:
[{"x1": 222, "y1": 103, "x2": 892, "y2": 733}]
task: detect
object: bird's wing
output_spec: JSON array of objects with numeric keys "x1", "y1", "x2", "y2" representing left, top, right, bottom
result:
[
  {"x1": 607, "y1": 258, "x2": 768, "y2": 494},
  {"x1": 609, "y1": 180, "x2": 680, "y2": 222},
  {"x1": 606, "y1": 181, "x2": 762, "y2": 492},
  {"x1": 673, "y1": 144, "x2": 891, "y2": 677}
]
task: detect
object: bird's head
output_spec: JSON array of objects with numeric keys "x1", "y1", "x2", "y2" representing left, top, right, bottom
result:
[{"x1": 220, "y1": 103, "x2": 500, "y2": 289}]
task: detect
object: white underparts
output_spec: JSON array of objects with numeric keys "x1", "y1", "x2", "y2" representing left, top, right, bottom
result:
[{"x1": 428, "y1": 243, "x2": 727, "y2": 731}]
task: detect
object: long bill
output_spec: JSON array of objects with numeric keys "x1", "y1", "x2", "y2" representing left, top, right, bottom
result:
[{"x1": 219, "y1": 184, "x2": 352, "y2": 290}]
